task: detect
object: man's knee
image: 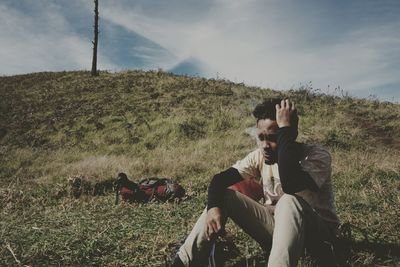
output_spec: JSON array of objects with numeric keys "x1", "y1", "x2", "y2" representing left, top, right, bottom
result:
[
  {"x1": 275, "y1": 194, "x2": 304, "y2": 216},
  {"x1": 277, "y1": 193, "x2": 300, "y2": 205},
  {"x1": 222, "y1": 189, "x2": 260, "y2": 216},
  {"x1": 222, "y1": 189, "x2": 252, "y2": 208}
]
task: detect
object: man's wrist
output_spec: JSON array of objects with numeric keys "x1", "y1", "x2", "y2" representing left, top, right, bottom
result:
[
  {"x1": 207, "y1": 204, "x2": 219, "y2": 211},
  {"x1": 278, "y1": 124, "x2": 291, "y2": 131},
  {"x1": 208, "y1": 206, "x2": 221, "y2": 212},
  {"x1": 278, "y1": 122, "x2": 290, "y2": 128},
  {"x1": 277, "y1": 126, "x2": 296, "y2": 144}
]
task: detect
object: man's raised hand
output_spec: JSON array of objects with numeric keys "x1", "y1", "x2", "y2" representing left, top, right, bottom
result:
[{"x1": 275, "y1": 99, "x2": 295, "y2": 128}]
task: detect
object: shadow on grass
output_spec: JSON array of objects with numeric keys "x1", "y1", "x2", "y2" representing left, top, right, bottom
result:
[
  {"x1": 342, "y1": 240, "x2": 400, "y2": 266},
  {"x1": 209, "y1": 225, "x2": 400, "y2": 267}
]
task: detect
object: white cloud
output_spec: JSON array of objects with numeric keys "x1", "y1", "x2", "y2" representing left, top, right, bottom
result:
[
  {"x1": 101, "y1": 0, "x2": 400, "y2": 100},
  {"x1": 1, "y1": 0, "x2": 398, "y2": 101},
  {"x1": 0, "y1": 2, "x2": 117, "y2": 75}
]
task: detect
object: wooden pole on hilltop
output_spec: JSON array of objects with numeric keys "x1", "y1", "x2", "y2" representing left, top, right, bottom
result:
[{"x1": 91, "y1": 0, "x2": 99, "y2": 76}]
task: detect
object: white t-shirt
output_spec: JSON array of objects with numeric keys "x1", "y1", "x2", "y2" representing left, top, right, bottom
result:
[{"x1": 232, "y1": 144, "x2": 340, "y2": 226}]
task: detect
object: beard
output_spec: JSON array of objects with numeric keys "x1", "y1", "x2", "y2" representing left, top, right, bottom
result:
[{"x1": 263, "y1": 148, "x2": 278, "y2": 165}]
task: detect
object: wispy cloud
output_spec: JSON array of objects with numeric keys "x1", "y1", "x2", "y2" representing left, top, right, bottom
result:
[
  {"x1": 0, "y1": 1, "x2": 117, "y2": 75},
  {"x1": 101, "y1": 0, "x2": 400, "y2": 100},
  {"x1": 0, "y1": 0, "x2": 399, "y2": 101}
]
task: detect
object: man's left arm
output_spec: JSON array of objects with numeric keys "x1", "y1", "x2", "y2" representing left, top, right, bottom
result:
[
  {"x1": 275, "y1": 99, "x2": 319, "y2": 194},
  {"x1": 277, "y1": 127, "x2": 319, "y2": 193}
]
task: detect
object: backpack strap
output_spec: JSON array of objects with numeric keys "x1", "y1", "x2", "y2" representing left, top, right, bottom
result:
[
  {"x1": 138, "y1": 178, "x2": 163, "y2": 202},
  {"x1": 115, "y1": 185, "x2": 120, "y2": 205}
]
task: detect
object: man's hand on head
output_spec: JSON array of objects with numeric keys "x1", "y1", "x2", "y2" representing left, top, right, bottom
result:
[
  {"x1": 275, "y1": 99, "x2": 296, "y2": 128},
  {"x1": 204, "y1": 207, "x2": 224, "y2": 241}
]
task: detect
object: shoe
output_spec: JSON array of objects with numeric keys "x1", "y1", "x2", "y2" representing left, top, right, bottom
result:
[{"x1": 168, "y1": 255, "x2": 185, "y2": 267}]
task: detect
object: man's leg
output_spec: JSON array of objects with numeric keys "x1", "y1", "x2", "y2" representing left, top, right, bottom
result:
[
  {"x1": 177, "y1": 190, "x2": 275, "y2": 267},
  {"x1": 176, "y1": 208, "x2": 214, "y2": 267},
  {"x1": 223, "y1": 190, "x2": 275, "y2": 250},
  {"x1": 268, "y1": 194, "x2": 335, "y2": 267}
]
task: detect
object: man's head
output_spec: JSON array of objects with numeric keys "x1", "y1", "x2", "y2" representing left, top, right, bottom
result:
[{"x1": 252, "y1": 99, "x2": 298, "y2": 164}]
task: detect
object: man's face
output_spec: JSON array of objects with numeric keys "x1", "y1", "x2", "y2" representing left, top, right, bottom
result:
[{"x1": 256, "y1": 119, "x2": 279, "y2": 165}]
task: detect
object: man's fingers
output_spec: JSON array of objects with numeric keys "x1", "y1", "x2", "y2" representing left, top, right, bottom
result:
[
  {"x1": 211, "y1": 220, "x2": 219, "y2": 234},
  {"x1": 205, "y1": 208, "x2": 223, "y2": 240},
  {"x1": 208, "y1": 225, "x2": 214, "y2": 239},
  {"x1": 205, "y1": 219, "x2": 223, "y2": 241},
  {"x1": 285, "y1": 99, "x2": 290, "y2": 109},
  {"x1": 281, "y1": 99, "x2": 285, "y2": 109},
  {"x1": 205, "y1": 222, "x2": 216, "y2": 240},
  {"x1": 205, "y1": 225, "x2": 210, "y2": 240},
  {"x1": 275, "y1": 104, "x2": 280, "y2": 111},
  {"x1": 291, "y1": 101, "x2": 295, "y2": 111},
  {"x1": 215, "y1": 219, "x2": 222, "y2": 232}
]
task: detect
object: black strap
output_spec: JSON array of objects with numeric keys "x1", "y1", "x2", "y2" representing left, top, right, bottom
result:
[{"x1": 115, "y1": 187, "x2": 119, "y2": 205}]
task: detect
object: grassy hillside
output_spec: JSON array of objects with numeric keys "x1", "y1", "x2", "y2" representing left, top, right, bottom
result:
[{"x1": 0, "y1": 70, "x2": 399, "y2": 266}]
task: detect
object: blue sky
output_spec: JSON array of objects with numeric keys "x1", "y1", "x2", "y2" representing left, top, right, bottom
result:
[{"x1": 1, "y1": 0, "x2": 399, "y2": 102}]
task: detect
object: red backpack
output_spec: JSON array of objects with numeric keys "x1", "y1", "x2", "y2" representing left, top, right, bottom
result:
[{"x1": 114, "y1": 173, "x2": 185, "y2": 204}]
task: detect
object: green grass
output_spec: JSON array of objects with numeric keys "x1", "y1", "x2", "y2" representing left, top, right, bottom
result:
[{"x1": 0, "y1": 70, "x2": 399, "y2": 266}]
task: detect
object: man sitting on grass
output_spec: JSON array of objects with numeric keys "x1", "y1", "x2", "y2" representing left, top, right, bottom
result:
[{"x1": 170, "y1": 99, "x2": 340, "y2": 267}]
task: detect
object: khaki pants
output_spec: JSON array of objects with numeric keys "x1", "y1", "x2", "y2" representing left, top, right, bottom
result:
[{"x1": 177, "y1": 190, "x2": 335, "y2": 267}]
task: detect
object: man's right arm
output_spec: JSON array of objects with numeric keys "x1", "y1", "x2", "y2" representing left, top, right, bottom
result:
[
  {"x1": 205, "y1": 150, "x2": 260, "y2": 240},
  {"x1": 207, "y1": 167, "x2": 243, "y2": 210},
  {"x1": 205, "y1": 167, "x2": 243, "y2": 240}
]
